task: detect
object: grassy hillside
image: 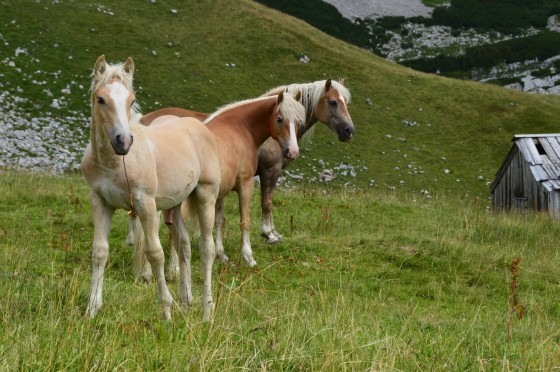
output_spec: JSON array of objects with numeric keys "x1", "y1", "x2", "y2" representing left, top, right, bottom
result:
[
  {"x1": 3, "y1": 1, "x2": 560, "y2": 201},
  {"x1": 2, "y1": 172, "x2": 560, "y2": 369},
  {"x1": 2, "y1": 3, "x2": 560, "y2": 368}
]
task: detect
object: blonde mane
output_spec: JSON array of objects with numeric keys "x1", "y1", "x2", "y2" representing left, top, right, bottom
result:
[
  {"x1": 91, "y1": 61, "x2": 135, "y2": 93},
  {"x1": 264, "y1": 80, "x2": 351, "y2": 127},
  {"x1": 263, "y1": 80, "x2": 350, "y2": 146},
  {"x1": 276, "y1": 92, "x2": 306, "y2": 129},
  {"x1": 204, "y1": 93, "x2": 305, "y2": 126},
  {"x1": 204, "y1": 96, "x2": 272, "y2": 123}
]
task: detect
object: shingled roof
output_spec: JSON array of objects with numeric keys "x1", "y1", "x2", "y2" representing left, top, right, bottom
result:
[{"x1": 491, "y1": 134, "x2": 560, "y2": 192}]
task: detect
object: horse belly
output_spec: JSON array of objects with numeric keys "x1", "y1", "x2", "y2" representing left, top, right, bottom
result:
[{"x1": 155, "y1": 169, "x2": 198, "y2": 210}]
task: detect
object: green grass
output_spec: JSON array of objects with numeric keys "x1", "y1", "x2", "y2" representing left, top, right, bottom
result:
[
  {"x1": 2, "y1": 2, "x2": 560, "y2": 369},
  {"x1": 1, "y1": 172, "x2": 560, "y2": 369},
  {"x1": 3, "y1": 0, "x2": 560, "y2": 198}
]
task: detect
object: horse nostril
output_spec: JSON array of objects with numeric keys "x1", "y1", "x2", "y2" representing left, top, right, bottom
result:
[
  {"x1": 116, "y1": 135, "x2": 123, "y2": 145},
  {"x1": 345, "y1": 127, "x2": 355, "y2": 135}
]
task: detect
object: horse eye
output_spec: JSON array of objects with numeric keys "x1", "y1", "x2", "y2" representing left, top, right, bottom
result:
[
  {"x1": 97, "y1": 97, "x2": 106, "y2": 105},
  {"x1": 329, "y1": 100, "x2": 338, "y2": 107},
  {"x1": 276, "y1": 117, "x2": 284, "y2": 124}
]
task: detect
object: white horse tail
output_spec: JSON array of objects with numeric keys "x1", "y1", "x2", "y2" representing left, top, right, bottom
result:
[{"x1": 132, "y1": 212, "x2": 162, "y2": 282}]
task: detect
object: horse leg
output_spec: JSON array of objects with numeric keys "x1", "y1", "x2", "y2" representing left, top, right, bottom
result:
[
  {"x1": 215, "y1": 197, "x2": 229, "y2": 263},
  {"x1": 258, "y1": 163, "x2": 283, "y2": 244},
  {"x1": 166, "y1": 226, "x2": 179, "y2": 281},
  {"x1": 87, "y1": 193, "x2": 114, "y2": 318},
  {"x1": 125, "y1": 213, "x2": 136, "y2": 246},
  {"x1": 192, "y1": 186, "x2": 217, "y2": 321},
  {"x1": 139, "y1": 202, "x2": 173, "y2": 320},
  {"x1": 169, "y1": 204, "x2": 193, "y2": 308},
  {"x1": 238, "y1": 179, "x2": 257, "y2": 267}
]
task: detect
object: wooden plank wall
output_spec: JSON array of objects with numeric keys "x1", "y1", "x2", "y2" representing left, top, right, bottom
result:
[{"x1": 492, "y1": 148, "x2": 551, "y2": 213}]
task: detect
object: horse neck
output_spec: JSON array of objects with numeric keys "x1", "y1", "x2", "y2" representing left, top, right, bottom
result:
[
  {"x1": 89, "y1": 116, "x2": 121, "y2": 169},
  {"x1": 300, "y1": 108, "x2": 318, "y2": 138},
  {"x1": 225, "y1": 98, "x2": 275, "y2": 147}
]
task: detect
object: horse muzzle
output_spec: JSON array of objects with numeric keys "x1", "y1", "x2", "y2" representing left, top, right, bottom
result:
[
  {"x1": 111, "y1": 134, "x2": 134, "y2": 155},
  {"x1": 336, "y1": 122, "x2": 355, "y2": 142},
  {"x1": 284, "y1": 145, "x2": 299, "y2": 160}
]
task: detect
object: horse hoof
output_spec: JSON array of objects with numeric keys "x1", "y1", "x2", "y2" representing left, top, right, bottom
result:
[
  {"x1": 161, "y1": 308, "x2": 172, "y2": 321},
  {"x1": 141, "y1": 273, "x2": 153, "y2": 283},
  {"x1": 218, "y1": 254, "x2": 229, "y2": 263},
  {"x1": 247, "y1": 258, "x2": 257, "y2": 268},
  {"x1": 266, "y1": 235, "x2": 283, "y2": 244}
]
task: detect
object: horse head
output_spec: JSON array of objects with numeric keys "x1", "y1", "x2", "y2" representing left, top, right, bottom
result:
[
  {"x1": 315, "y1": 79, "x2": 355, "y2": 142},
  {"x1": 91, "y1": 55, "x2": 137, "y2": 155},
  {"x1": 270, "y1": 91, "x2": 305, "y2": 160}
]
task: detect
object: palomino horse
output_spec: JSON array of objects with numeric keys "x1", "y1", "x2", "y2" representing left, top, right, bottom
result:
[
  {"x1": 139, "y1": 79, "x2": 354, "y2": 244},
  {"x1": 81, "y1": 55, "x2": 220, "y2": 321},
  {"x1": 136, "y1": 92, "x2": 305, "y2": 279}
]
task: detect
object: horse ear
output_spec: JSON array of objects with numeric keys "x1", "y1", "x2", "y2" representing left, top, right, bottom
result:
[
  {"x1": 294, "y1": 90, "x2": 302, "y2": 102},
  {"x1": 339, "y1": 77, "x2": 345, "y2": 85},
  {"x1": 124, "y1": 57, "x2": 135, "y2": 75},
  {"x1": 277, "y1": 91, "x2": 284, "y2": 104},
  {"x1": 325, "y1": 79, "x2": 332, "y2": 91},
  {"x1": 94, "y1": 55, "x2": 107, "y2": 78}
]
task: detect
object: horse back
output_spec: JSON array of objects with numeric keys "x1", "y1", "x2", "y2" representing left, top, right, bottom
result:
[
  {"x1": 144, "y1": 117, "x2": 220, "y2": 197},
  {"x1": 140, "y1": 108, "x2": 209, "y2": 126}
]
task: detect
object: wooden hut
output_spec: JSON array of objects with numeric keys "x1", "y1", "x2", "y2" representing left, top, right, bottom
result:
[{"x1": 490, "y1": 134, "x2": 560, "y2": 217}]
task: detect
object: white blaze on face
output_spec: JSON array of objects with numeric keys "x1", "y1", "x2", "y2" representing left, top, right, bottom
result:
[
  {"x1": 108, "y1": 82, "x2": 131, "y2": 130},
  {"x1": 339, "y1": 93, "x2": 348, "y2": 111},
  {"x1": 287, "y1": 119, "x2": 299, "y2": 159}
]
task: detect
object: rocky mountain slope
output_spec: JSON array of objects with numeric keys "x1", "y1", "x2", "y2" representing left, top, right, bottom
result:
[{"x1": 321, "y1": 0, "x2": 560, "y2": 95}]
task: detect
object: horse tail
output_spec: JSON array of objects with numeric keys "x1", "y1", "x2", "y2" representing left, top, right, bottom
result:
[
  {"x1": 132, "y1": 212, "x2": 162, "y2": 282},
  {"x1": 185, "y1": 197, "x2": 201, "y2": 239}
]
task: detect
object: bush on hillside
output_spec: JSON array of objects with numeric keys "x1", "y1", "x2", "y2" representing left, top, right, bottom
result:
[
  {"x1": 430, "y1": 0, "x2": 560, "y2": 34},
  {"x1": 401, "y1": 31, "x2": 560, "y2": 76}
]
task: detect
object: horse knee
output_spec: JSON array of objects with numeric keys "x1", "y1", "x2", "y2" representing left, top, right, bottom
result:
[
  {"x1": 261, "y1": 197, "x2": 273, "y2": 213},
  {"x1": 143, "y1": 246, "x2": 165, "y2": 264},
  {"x1": 91, "y1": 243, "x2": 108, "y2": 264}
]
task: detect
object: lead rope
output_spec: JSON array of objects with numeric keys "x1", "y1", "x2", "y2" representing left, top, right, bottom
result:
[{"x1": 122, "y1": 156, "x2": 137, "y2": 218}]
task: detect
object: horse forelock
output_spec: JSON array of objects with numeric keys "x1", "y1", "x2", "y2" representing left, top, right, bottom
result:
[
  {"x1": 91, "y1": 61, "x2": 134, "y2": 94},
  {"x1": 276, "y1": 93, "x2": 306, "y2": 129}
]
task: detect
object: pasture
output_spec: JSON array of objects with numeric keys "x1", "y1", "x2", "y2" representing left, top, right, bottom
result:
[
  {"x1": 2, "y1": 0, "x2": 560, "y2": 370},
  {"x1": 1, "y1": 171, "x2": 559, "y2": 370}
]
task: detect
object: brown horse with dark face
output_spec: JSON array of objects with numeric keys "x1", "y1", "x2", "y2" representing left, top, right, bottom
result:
[{"x1": 138, "y1": 79, "x2": 354, "y2": 246}]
